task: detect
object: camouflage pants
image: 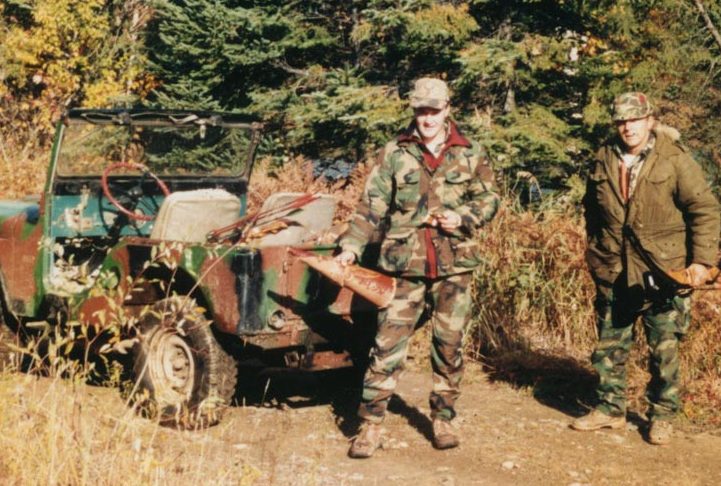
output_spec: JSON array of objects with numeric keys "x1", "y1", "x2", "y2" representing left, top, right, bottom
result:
[
  {"x1": 358, "y1": 273, "x2": 472, "y2": 424},
  {"x1": 592, "y1": 288, "x2": 691, "y2": 420}
]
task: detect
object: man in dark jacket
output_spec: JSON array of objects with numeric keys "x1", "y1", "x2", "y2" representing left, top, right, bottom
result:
[
  {"x1": 573, "y1": 92, "x2": 720, "y2": 445},
  {"x1": 336, "y1": 77, "x2": 500, "y2": 458}
]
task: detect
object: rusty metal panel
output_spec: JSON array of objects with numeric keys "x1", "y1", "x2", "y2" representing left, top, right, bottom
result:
[
  {"x1": 240, "y1": 319, "x2": 309, "y2": 348},
  {"x1": 284, "y1": 349, "x2": 353, "y2": 371},
  {"x1": 0, "y1": 214, "x2": 42, "y2": 311}
]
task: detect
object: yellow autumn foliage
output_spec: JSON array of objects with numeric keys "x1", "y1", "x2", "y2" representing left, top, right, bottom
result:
[{"x1": 0, "y1": 0, "x2": 150, "y2": 153}]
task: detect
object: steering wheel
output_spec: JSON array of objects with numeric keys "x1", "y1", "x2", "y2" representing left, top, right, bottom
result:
[{"x1": 101, "y1": 162, "x2": 171, "y2": 221}]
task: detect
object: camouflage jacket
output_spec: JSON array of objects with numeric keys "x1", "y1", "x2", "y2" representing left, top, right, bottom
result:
[
  {"x1": 584, "y1": 127, "x2": 720, "y2": 293},
  {"x1": 339, "y1": 121, "x2": 500, "y2": 277}
]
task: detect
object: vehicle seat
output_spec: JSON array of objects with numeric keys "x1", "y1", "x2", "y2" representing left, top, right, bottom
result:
[
  {"x1": 255, "y1": 192, "x2": 336, "y2": 247},
  {"x1": 150, "y1": 188, "x2": 241, "y2": 243}
]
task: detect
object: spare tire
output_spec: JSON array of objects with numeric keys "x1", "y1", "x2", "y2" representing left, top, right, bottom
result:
[{"x1": 132, "y1": 297, "x2": 237, "y2": 428}]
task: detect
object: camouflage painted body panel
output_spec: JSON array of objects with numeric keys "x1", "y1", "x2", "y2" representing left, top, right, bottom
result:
[
  {"x1": 74, "y1": 239, "x2": 354, "y2": 349},
  {"x1": 0, "y1": 196, "x2": 354, "y2": 352}
]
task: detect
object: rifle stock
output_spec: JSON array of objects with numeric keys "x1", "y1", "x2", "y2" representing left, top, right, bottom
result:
[
  {"x1": 288, "y1": 248, "x2": 396, "y2": 308},
  {"x1": 667, "y1": 265, "x2": 721, "y2": 289}
]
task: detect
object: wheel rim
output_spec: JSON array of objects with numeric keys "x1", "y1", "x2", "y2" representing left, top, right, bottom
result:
[{"x1": 146, "y1": 329, "x2": 195, "y2": 405}]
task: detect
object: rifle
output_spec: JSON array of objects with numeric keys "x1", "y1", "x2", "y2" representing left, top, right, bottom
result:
[
  {"x1": 666, "y1": 266, "x2": 721, "y2": 290},
  {"x1": 206, "y1": 193, "x2": 318, "y2": 243},
  {"x1": 288, "y1": 248, "x2": 396, "y2": 308}
]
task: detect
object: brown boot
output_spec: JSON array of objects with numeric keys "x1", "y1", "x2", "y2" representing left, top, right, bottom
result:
[
  {"x1": 570, "y1": 409, "x2": 626, "y2": 431},
  {"x1": 348, "y1": 422, "x2": 384, "y2": 458},
  {"x1": 648, "y1": 420, "x2": 673, "y2": 445},
  {"x1": 432, "y1": 418, "x2": 460, "y2": 450}
]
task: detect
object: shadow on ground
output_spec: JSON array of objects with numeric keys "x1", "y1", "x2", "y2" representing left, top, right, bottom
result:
[
  {"x1": 481, "y1": 349, "x2": 600, "y2": 419},
  {"x1": 231, "y1": 363, "x2": 435, "y2": 441},
  {"x1": 481, "y1": 349, "x2": 662, "y2": 432}
]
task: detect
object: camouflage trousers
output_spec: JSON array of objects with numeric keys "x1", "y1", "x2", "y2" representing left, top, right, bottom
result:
[
  {"x1": 592, "y1": 288, "x2": 691, "y2": 420},
  {"x1": 358, "y1": 273, "x2": 472, "y2": 424}
]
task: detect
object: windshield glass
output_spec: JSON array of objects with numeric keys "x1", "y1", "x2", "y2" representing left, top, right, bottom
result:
[{"x1": 57, "y1": 117, "x2": 257, "y2": 177}]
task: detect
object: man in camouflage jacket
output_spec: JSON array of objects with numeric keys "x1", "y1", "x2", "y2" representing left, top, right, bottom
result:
[
  {"x1": 573, "y1": 92, "x2": 720, "y2": 445},
  {"x1": 336, "y1": 78, "x2": 500, "y2": 458}
]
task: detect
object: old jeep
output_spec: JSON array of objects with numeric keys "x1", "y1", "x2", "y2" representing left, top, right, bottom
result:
[{"x1": 0, "y1": 108, "x2": 379, "y2": 426}]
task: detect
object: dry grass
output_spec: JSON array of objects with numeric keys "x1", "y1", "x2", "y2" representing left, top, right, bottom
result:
[
  {"x1": 469, "y1": 205, "x2": 597, "y2": 358},
  {"x1": 0, "y1": 369, "x2": 262, "y2": 485}
]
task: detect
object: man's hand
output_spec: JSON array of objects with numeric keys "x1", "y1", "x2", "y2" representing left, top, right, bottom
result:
[
  {"x1": 686, "y1": 263, "x2": 711, "y2": 287},
  {"x1": 335, "y1": 250, "x2": 357, "y2": 266},
  {"x1": 433, "y1": 210, "x2": 462, "y2": 233}
]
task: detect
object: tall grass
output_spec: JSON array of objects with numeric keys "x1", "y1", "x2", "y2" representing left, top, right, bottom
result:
[
  {"x1": 470, "y1": 205, "x2": 597, "y2": 358},
  {"x1": 0, "y1": 368, "x2": 262, "y2": 485}
]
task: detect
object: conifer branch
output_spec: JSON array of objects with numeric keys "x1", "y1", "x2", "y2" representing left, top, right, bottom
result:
[
  {"x1": 693, "y1": 0, "x2": 721, "y2": 52},
  {"x1": 272, "y1": 61, "x2": 309, "y2": 77}
]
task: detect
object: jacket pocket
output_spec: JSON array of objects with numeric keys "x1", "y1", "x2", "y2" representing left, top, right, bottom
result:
[
  {"x1": 449, "y1": 237, "x2": 481, "y2": 270},
  {"x1": 443, "y1": 171, "x2": 472, "y2": 207},
  {"x1": 395, "y1": 171, "x2": 421, "y2": 213},
  {"x1": 585, "y1": 245, "x2": 622, "y2": 286},
  {"x1": 640, "y1": 231, "x2": 687, "y2": 273},
  {"x1": 379, "y1": 227, "x2": 418, "y2": 273},
  {"x1": 642, "y1": 168, "x2": 676, "y2": 208}
]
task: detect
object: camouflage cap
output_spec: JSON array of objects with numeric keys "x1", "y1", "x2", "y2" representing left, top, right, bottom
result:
[
  {"x1": 612, "y1": 92, "x2": 653, "y2": 121},
  {"x1": 409, "y1": 78, "x2": 450, "y2": 109}
]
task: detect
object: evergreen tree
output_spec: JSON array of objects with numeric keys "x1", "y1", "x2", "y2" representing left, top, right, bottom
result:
[{"x1": 4, "y1": 0, "x2": 720, "y2": 198}]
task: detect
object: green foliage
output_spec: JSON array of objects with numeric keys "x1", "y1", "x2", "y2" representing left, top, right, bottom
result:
[
  {"x1": 466, "y1": 105, "x2": 590, "y2": 192},
  {"x1": 353, "y1": 2, "x2": 479, "y2": 80},
  {"x1": 147, "y1": 0, "x2": 338, "y2": 110},
  {"x1": 4, "y1": 0, "x2": 721, "y2": 194},
  {"x1": 251, "y1": 67, "x2": 406, "y2": 159}
]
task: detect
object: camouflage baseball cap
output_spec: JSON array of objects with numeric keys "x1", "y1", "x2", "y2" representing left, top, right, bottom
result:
[
  {"x1": 409, "y1": 78, "x2": 450, "y2": 109},
  {"x1": 612, "y1": 92, "x2": 653, "y2": 121}
]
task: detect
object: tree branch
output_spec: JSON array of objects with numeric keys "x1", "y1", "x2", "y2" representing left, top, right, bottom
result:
[
  {"x1": 272, "y1": 61, "x2": 309, "y2": 77},
  {"x1": 693, "y1": 0, "x2": 721, "y2": 52}
]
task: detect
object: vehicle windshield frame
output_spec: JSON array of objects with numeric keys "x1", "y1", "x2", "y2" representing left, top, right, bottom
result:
[{"x1": 55, "y1": 109, "x2": 263, "y2": 180}]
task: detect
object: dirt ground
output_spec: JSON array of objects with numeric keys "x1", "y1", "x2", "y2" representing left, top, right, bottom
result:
[
  {"x1": 8, "y1": 359, "x2": 721, "y2": 486},
  {"x1": 218, "y1": 362, "x2": 721, "y2": 486}
]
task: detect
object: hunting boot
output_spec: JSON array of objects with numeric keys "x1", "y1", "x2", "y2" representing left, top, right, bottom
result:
[
  {"x1": 648, "y1": 420, "x2": 673, "y2": 445},
  {"x1": 570, "y1": 409, "x2": 626, "y2": 431},
  {"x1": 348, "y1": 421, "x2": 384, "y2": 459},
  {"x1": 432, "y1": 418, "x2": 460, "y2": 450}
]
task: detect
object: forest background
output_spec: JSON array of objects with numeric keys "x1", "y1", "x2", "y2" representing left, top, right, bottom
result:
[{"x1": 1, "y1": 0, "x2": 721, "y2": 426}]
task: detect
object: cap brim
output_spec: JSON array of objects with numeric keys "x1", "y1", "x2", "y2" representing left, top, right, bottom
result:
[
  {"x1": 612, "y1": 112, "x2": 653, "y2": 122},
  {"x1": 410, "y1": 98, "x2": 447, "y2": 109}
]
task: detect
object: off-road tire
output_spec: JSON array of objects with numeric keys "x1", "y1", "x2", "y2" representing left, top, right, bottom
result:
[{"x1": 132, "y1": 297, "x2": 237, "y2": 428}]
